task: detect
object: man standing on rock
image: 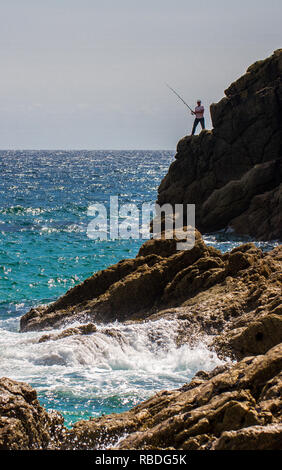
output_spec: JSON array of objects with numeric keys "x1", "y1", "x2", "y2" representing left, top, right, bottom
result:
[{"x1": 191, "y1": 100, "x2": 205, "y2": 135}]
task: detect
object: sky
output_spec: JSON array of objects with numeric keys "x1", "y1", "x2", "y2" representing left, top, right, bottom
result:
[{"x1": 0, "y1": 0, "x2": 281, "y2": 150}]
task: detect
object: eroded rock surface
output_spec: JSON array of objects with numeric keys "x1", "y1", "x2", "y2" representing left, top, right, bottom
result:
[
  {"x1": 38, "y1": 322, "x2": 97, "y2": 343},
  {"x1": 0, "y1": 378, "x2": 64, "y2": 450}
]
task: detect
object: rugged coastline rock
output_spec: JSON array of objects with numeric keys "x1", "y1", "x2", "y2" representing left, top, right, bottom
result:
[
  {"x1": 0, "y1": 377, "x2": 64, "y2": 450},
  {"x1": 38, "y1": 322, "x2": 97, "y2": 343},
  {"x1": 77, "y1": 344, "x2": 281, "y2": 451},
  {"x1": 16, "y1": 237, "x2": 282, "y2": 451},
  {"x1": 20, "y1": 229, "x2": 206, "y2": 331},
  {"x1": 20, "y1": 232, "x2": 282, "y2": 363},
  {"x1": 1, "y1": 345, "x2": 281, "y2": 450},
  {"x1": 158, "y1": 49, "x2": 282, "y2": 240}
]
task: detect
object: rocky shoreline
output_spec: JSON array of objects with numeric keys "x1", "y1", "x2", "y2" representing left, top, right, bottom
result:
[
  {"x1": 1, "y1": 50, "x2": 281, "y2": 450},
  {"x1": 20, "y1": 231, "x2": 282, "y2": 362},
  {"x1": 1, "y1": 338, "x2": 281, "y2": 450}
]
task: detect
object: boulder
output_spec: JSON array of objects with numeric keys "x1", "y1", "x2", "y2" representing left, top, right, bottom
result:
[
  {"x1": 0, "y1": 378, "x2": 64, "y2": 450},
  {"x1": 38, "y1": 322, "x2": 97, "y2": 343}
]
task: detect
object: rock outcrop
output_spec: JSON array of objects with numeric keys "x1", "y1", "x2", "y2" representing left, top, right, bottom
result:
[
  {"x1": 20, "y1": 232, "x2": 282, "y2": 363},
  {"x1": 0, "y1": 378, "x2": 64, "y2": 450},
  {"x1": 20, "y1": 229, "x2": 207, "y2": 331},
  {"x1": 38, "y1": 322, "x2": 97, "y2": 343},
  {"x1": 158, "y1": 49, "x2": 282, "y2": 240}
]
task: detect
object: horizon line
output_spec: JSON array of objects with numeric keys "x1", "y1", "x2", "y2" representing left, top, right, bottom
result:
[{"x1": 0, "y1": 148, "x2": 175, "y2": 152}]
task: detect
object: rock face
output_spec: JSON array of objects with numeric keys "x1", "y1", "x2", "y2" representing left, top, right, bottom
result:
[
  {"x1": 0, "y1": 378, "x2": 64, "y2": 450},
  {"x1": 158, "y1": 49, "x2": 282, "y2": 240}
]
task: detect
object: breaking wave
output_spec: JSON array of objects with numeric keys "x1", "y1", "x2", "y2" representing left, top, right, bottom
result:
[{"x1": 0, "y1": 317, "x2": 224, "y2": 427}]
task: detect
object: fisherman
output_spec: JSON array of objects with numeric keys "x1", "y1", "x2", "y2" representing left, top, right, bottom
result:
[{"x1": 191, "y1": 100, "x2": 205, "y2": 135}]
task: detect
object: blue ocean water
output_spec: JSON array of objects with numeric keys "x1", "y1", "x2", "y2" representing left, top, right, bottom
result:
[
  {"x1": 0, "y1": 150, "x2": 173, "y2": 315},
  {"x1": 0, "y1": 150, "x2": 278, "y2": 429}
]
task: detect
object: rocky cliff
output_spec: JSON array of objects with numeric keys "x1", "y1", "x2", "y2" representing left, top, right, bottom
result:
[{"x1": 158, "y1": 49, "x2": 282, "y2": 240}]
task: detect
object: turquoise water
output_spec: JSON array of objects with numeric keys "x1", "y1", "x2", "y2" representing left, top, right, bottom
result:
[
  {"x1": 0, "y1": 150, "x2": 278, "y2": 428},
  {"x1": 0, "y1": 150, "x2": 173, "y2": 315}
]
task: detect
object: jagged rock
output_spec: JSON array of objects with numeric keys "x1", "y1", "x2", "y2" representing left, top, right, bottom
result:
[
  {"x1": 0, "y1": 378, "x2": 64, "y2": 450},
  {"x1": 60, "y1": 344, "x2": 282, "y2": 450},
  {"x1": 215, "y1": 314, "x2": 282, "y2": 359},
  {"x1": 20, "y1": 229, "x2": 208, "y2": 331},
  {"x1": 137, "y1": 226, "x2": 202, "y2": 258},
  {"x1": 158, "y1": 49, "x2": 282, "y2": 240},
  {"x1": 102, "y1": 328, "x2": 128, "y2": 346},
  {"x1": 37, "y1": 325, "x2": 128, "y2": 352},
  {"x1": 38, "y1": 323, "x2": 97, "y2": 343},
  {"x1": 212, "y1": 424, "x2": 282, "y2": 450}
]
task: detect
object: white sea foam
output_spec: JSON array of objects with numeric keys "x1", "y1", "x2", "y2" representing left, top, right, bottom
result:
[{"x1": 0, "y1": 317, "x2": 226, "y2": 426}]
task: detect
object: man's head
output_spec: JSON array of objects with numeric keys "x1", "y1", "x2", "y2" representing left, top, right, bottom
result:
[{"x1": 197, "y1": 100, "x2": 201, "y2": 106}]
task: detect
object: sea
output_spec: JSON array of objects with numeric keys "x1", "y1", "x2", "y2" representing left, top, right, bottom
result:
[{"x1": 0, "y1": 150, "x2": 278, "y2": 428}]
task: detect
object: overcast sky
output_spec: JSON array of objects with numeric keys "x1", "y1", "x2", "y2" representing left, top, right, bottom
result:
[{"x1": 0, "y1": 0, "x2": 281, "y2": 149}]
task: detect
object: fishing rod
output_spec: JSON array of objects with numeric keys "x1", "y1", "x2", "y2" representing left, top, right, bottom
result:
[{"x1": 166, "y1": 83, "x2": 194, "y2": 114}]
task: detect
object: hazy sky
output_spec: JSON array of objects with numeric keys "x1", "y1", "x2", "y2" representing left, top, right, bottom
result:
[{"x1": 0, "y1": 0, "x2": 281, "y2": 149}]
